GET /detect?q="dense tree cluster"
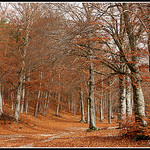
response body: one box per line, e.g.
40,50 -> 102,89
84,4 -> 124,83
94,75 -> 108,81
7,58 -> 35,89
0,2 -> 149,130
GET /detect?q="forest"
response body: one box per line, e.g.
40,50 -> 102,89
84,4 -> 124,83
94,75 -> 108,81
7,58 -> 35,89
0,2 -> 150,147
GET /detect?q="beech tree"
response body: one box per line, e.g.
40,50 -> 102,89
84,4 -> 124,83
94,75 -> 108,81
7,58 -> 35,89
122,3 -> 147,126
92,2 -> 149,126
7,3 -> 41,122
0,2 -> 149,134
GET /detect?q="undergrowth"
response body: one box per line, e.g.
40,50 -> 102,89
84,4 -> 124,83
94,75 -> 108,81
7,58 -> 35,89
0,113 -> 15,124
119,115 -> 150,141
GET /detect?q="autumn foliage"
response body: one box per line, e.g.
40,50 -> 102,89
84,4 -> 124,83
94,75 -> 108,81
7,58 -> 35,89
119,115 -> 150,141
0,2 -> 149,147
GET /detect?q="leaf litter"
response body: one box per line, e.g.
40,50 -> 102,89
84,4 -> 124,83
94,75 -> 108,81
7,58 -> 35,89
0,109 -> 149,148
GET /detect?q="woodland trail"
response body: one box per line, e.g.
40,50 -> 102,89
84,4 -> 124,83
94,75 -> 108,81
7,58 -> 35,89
0,126 -> 119,147
20,126 -> 120,147
0,109 -> 149,147
20,127 -> 86,147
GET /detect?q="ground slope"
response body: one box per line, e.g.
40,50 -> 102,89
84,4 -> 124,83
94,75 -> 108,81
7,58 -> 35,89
0,107 -> 149,147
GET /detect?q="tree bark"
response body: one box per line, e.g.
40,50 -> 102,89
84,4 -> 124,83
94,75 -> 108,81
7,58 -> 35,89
99,96 -> 103,122
132,78 -> 146,125
0,81 -> 3,116
14,67 -> 24,122
123,3 -> 146,126
80,87 -> 85,123
34,100 -> 39,118
126,68 -> 132,116
147,4 -> 150,72
43,100 -> 47,116
89,62 -> 96,129
86,98 -> 90,124
20,77 -> 25,113
34,83 -> 41,117
108,80 -> 112,124
67,94 -> 70,111
56,92 -> 60,116
100,67 -> 104,122
118,75 -> 126,128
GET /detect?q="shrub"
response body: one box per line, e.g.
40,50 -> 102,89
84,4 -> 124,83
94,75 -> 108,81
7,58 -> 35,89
119,115 -> 150,141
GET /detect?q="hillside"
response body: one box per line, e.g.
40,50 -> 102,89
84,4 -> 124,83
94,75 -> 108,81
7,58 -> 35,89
0,105 -> 149,148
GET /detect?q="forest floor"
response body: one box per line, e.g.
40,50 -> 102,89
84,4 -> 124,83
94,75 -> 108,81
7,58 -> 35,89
0,105 -> 150,148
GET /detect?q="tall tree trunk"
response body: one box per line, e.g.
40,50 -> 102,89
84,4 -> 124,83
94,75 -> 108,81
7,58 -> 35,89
34,101 -> 39,117
118,75 -> 126,128
89,62 -> 96,129
34,90 -> 40,117
43,100 -> 47,116
100,67 -> 104,122
148,4 -> 150,72
0,81 -> 3,116
74,99 -> 76,116
126,68 -> 132,116
56,74 -> 61,116
24,88 -> 29,115
11,88 -> 14,110
68,93 -> 71,111
56,92 -> 60,116
20,76 -> 25,113
60,96 -> 63,110
132,78 -> 146,125
123,3 -> 146,126
86,98 -> 90,124
80,87 -> 85,123
25,67 -> 30,114
148,33 -> 150,72
34,90 -> 41,117
14,67 -> 24,122
71,98 -> 74,114
108,80 -> 112,124
99,96 -> 103,122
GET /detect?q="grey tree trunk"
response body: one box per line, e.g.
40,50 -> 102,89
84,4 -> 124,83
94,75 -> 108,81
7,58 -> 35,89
71,98 -> 74,114
89,62 -> 96,129
123,3 -> 146,126
14,82 -> 22,122
99,97 -> 103,122
108,81 -> 112,124
126,68 -> 132,116
14,68 -> 24,122
74,99 -> 76,116
34,101 -> 39,117
132,79 -> 146,126
56,92 -> 60,116
20,79 -> 25,113
25,99 -> 28,115
68,93 -> 71,111
43,100 -> 47,116
100,71 -> 104,122
148,30 -> 150,72
0,82 -> 3,116
42,92 -> 48,116
148,4 -> 150,72
86,98 -> 90,124
34,79 -> 41,117
118,76 -> 126,128
80,87 -> 85,123
25,68 -> 30,114
56,74 -> 61,116
60,96 -> 63,110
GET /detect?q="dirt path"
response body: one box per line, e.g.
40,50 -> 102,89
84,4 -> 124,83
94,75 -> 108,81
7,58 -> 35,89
20,126 -> 88,147
0,126 -> 120,147
0,110 -> 149,147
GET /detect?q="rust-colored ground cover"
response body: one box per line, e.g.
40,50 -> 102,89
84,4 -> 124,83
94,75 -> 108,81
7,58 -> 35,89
0,107 -> 149,148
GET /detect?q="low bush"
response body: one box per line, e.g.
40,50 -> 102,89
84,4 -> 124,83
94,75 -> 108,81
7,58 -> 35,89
119,115 -> 150,141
